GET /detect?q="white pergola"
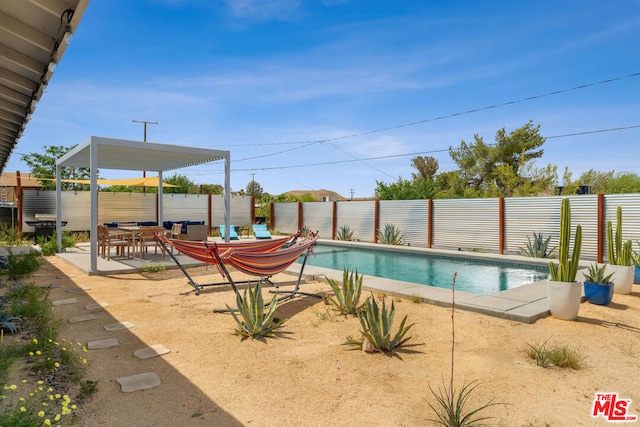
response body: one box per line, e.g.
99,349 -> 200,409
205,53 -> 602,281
56,136 -> 231,272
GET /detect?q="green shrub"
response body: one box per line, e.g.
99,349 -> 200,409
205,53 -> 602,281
324,268 -> 364,315
377,223 -> 404,245
226,281 -> 286,339
5,249 -> 41,280
38,231 -> 76,256
524,339 -> 584,370
357,294 -> 414,353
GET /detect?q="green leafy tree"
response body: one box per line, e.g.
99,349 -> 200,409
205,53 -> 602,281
449,121 -> 546,196
162,174 -> 196,194
21,145 -> 94,191
375,177 -> 436,200
577,169 -> 614,194
411,156 -> 439,180
246,180 -> 263,198
605,172 -> 640,194
200,183 -> 223,195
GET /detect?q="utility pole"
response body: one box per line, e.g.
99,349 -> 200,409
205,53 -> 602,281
132,119 -> 158,193
349,189 -> 355,200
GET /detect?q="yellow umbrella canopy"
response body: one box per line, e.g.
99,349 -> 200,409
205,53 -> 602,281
40,176 -> 179,187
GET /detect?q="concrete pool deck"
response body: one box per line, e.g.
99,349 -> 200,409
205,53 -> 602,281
49,239 -> 590,324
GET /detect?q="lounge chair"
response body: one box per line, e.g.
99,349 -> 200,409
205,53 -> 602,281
219,224 -> 239,240
252,223 -> 272,239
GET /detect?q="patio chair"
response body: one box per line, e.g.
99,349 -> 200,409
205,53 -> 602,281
98,225 -> 130,261
219,224 -> 239,240
252,224 -> 272,239
137,226 -> 167,260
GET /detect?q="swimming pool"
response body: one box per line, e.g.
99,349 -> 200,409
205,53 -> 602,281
298,243 -> 549,295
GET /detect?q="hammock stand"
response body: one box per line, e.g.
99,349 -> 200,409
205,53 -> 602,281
154,233 -> 321,304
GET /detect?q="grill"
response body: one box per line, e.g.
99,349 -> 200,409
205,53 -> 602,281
25,214 -> 68,241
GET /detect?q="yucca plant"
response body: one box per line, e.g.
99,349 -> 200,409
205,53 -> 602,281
607,206 -> 633,266
325,267 -> 364,315
583,264 -> 614,285
357,293 -> 414,353
226,281 -> 286,338
427,379 -> 499,427
335,225 -> 354,241
377,223 -> 404,245
520,231 -> 556,258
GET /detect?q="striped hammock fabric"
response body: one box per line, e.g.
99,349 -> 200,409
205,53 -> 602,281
154,231 -> 317,277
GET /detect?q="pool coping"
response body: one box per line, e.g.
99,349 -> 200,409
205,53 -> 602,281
287,239 -> 592,324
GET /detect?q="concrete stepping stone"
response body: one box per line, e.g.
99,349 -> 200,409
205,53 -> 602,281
85,302 -> 108,311
67,287 -> 90,293
41,283 -> 61,288
56,274 -> 76,279
52,298 -> 77,306
134,344 -> 170,360
87,338 -> 120,350
116,372 -> 161,393
104,322 -> 135,331
68,314 -> 97,324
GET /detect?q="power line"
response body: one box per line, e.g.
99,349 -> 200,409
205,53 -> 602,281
224,72 -> 640,154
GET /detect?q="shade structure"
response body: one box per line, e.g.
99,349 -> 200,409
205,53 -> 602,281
39,176 -> 179,187
55,136 -> 231,272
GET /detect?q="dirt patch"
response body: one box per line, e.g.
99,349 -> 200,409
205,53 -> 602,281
27,256 -> 640,426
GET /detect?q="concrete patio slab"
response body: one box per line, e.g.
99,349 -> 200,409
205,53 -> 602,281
117,372 -> 161,393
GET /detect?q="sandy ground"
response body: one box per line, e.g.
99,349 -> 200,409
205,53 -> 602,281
28,255 -> 640,426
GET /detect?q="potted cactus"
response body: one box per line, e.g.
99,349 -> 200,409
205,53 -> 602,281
582,264 -> 615,306
547,198 -> 583,320
606,206 -> 634,295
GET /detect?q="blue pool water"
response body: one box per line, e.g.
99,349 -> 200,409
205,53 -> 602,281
298,244 -> 549,295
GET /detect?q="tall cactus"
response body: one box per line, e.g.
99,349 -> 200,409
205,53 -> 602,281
607,206 -> 633,266
549,198 -> 582,282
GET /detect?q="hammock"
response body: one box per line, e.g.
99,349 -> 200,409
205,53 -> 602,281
154,231 -> 321,300
155,233 -> 296,265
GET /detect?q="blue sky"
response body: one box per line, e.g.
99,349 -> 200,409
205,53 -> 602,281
8,0 -> 640,198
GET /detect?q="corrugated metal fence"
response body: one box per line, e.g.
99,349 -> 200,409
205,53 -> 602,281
21,190 -> 253,233
273,194 -> 640,261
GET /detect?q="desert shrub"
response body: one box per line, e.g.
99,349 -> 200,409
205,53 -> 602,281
520,231 -> 556,258
226,281 -> 286,338
38,231 -> 76,256
357,293 -> 414,353
324,268 -> 363,315
3,249 -> 41,280
524,339 -> 584,369
377,223 -> 404,245
335,225 -> 354,241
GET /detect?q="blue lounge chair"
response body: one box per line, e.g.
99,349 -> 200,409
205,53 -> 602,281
252,224 -> 272,239
219,224 -> 239,240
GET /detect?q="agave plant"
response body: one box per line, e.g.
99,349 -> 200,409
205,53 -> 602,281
520,231 -> 556,258
377,223 -> 404,245
427,379 -> 499,427
225,281 -> 286,339
325,267 -> 364,315
358,293 -> 414,353
583,264 -> 614,285
0,313 -> 21,334
335,225 -> 354,241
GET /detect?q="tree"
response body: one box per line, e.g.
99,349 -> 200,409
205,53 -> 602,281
605,172 -> 640,194
246,180 -> 263,198
21,145 -> 94,191
375,177 -> 436,200
411,156 -> 439,180
449,121 -> 546,196
162,174 -> 197,194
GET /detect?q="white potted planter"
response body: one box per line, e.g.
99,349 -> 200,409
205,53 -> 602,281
547,280 -> 582,320
607,264 -> 634,295
547,199 -> 583,321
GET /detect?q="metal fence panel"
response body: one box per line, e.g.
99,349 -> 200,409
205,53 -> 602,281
97,192 -> 157,225
163,193 -> 209,223
603,194 -> 640,261
301,202 -> 333,237
210,195 -> 253,229
431,198 -> 500,251
336,201 -> 375,242
273,203 -> 299,234
22,190 -> 92,232
379,200 -> 429,247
